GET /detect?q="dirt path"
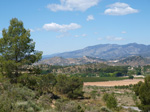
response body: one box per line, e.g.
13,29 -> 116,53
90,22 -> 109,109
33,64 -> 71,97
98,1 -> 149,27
84,79 -> 144,87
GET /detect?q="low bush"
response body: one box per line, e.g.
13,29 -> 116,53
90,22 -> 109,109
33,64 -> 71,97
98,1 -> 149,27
55,75 -> 84,99
100,106 -> 112,112
55,100 -> 84,112
102,93 -> 117,109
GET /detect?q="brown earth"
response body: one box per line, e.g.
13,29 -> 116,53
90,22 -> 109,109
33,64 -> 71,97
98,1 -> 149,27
84,79 -> 144,87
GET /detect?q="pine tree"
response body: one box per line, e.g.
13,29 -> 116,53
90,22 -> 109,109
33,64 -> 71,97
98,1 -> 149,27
0,18 -> 42,82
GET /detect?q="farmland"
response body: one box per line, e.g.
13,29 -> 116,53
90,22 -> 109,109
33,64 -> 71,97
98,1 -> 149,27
84,79 -> 144,87
82,77 -> 128,82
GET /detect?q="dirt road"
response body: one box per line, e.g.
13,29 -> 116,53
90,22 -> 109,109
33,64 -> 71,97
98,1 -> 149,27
84,79 -> 144,87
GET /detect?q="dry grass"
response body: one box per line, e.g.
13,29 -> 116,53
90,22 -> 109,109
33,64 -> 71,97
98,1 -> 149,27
84,79 -> 144,87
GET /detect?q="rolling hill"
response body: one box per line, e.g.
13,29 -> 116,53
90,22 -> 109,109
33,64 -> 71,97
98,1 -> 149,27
37,56 -> 106,66
109,56 -> 150,66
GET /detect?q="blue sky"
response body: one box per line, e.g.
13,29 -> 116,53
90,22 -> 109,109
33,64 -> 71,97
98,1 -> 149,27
0,0 -> 150,55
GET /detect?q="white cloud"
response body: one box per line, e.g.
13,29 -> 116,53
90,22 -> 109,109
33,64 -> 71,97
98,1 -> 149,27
82,34 -> 87,37
104,2 -> 139,15
98,37 -> 103,40
0,31 -> 2,34
35,28 -> 42,31
29,28 -> 42,32
75,35 -> 80,37
106,36 -> 123,41
74,34 -> 87,37
87,15 -> 94,21
47,0 -> 100,12
94,32 -> 98,34
56,33 -> 70,38
30,29 -> 35,32
121,31 -> 127,34
43,23 -> 81,32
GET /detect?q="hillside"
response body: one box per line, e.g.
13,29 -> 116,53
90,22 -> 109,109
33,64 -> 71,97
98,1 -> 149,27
37,56 -> 106,66
38,56 -> 150,67
43,43 -> 150,60
113,56 -> 150,66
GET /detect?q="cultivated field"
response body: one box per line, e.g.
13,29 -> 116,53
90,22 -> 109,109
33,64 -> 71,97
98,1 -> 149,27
84,79 -> 144,87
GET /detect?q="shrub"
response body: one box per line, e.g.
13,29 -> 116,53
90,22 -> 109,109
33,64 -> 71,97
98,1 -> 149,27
38,74 -> 56,94
102,93 -> 109,102
129,75 -> 134,79
16,101 -> 41,112
100,106 -> 112,112
103,93 -> 117,109
0,95 -> 15,112
90,90 -> 97,99
18,74 -> 40,90
55,100 -> 84,112
18,73 -> 57,95
133,76 -> 150,112
106,94 -> 117,109
55,75 -> 84,99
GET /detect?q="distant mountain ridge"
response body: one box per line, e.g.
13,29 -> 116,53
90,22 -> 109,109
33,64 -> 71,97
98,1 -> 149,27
43,43 -> 150,60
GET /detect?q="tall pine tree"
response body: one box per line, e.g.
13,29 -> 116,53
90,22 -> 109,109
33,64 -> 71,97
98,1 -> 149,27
0,18 -> 42,82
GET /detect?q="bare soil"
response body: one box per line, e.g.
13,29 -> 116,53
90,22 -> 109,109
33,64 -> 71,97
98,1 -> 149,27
84,79 -> 144,87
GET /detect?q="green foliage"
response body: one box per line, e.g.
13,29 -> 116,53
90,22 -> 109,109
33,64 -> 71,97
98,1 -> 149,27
129,75 -> 134,79
128,70 -> 136,76
39,63 -> 128,77
90,90 -> 98,99
115,85 -> 133,89
82,77 -> 128,82
106,94 -> 117,109
18,74 -> 40,90
37,94 -> 53,109
0,18 -> 42,82
18,73 -> 83,99
55,100 -> 84,112
56,75 -> 84,99
16,101 -> 41,112
100,106 -> 113,112
38,73 -> 56,94
103,93 -> 109,102
134,76 -> 150,112
0,78 -> 38,112
103,93 -> 117,109
133,81 -> 143,96
0,95 -> 16,112
98,66 -> 128,76
18,73 -> 57,95
135,66 -> 142,75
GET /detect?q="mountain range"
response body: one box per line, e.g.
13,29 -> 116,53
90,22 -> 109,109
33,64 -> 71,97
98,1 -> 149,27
36,43 -> 150,66
43,43 -> 150,60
